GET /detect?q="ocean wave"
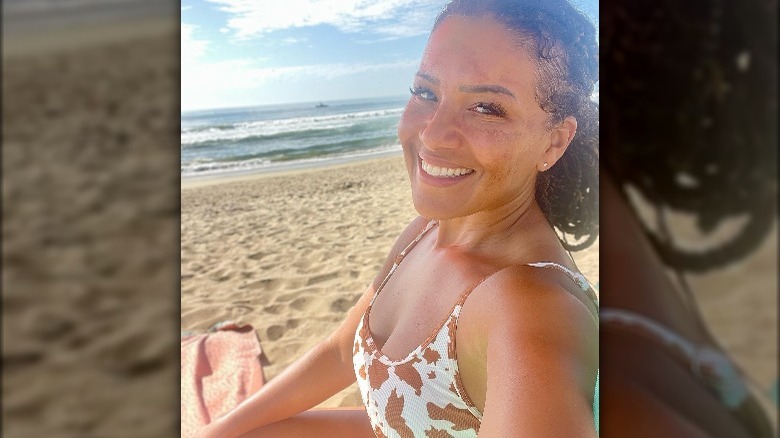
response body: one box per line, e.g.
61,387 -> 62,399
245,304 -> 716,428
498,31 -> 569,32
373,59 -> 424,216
181,107 -> 404,146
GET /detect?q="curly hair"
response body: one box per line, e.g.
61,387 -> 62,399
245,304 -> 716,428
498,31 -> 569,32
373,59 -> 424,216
434,0 -> 600,251
601,1 -> 777,271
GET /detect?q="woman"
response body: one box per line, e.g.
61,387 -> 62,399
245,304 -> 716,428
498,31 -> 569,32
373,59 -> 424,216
196,0 -> 600,436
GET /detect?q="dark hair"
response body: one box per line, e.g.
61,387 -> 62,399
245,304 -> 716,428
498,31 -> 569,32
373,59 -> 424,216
601,1 -> 777,272
434,0 -> 600,251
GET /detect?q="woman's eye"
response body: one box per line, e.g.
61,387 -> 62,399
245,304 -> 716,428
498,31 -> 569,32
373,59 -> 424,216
471,102 -> 507,117
410,86 -> 437,102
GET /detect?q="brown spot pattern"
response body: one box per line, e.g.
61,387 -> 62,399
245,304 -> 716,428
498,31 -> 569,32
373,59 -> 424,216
393,356 -> 423,396
423,347 -> 440,365
425,427 -> 454,438
353,291 -> 483,435
368,357 -> 390,390
427,402 -> 480,432
374,425 -> 388,438
359,364 -> 366,380
446,316 -> 458,360
386,389 -> 414,437
359,319 -> 373,352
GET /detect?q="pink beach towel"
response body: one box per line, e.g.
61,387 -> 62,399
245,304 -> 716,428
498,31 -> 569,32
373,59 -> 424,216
181,321 -> 265,438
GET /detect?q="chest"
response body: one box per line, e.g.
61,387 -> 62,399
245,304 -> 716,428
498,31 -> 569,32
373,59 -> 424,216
367,247 -> 491,362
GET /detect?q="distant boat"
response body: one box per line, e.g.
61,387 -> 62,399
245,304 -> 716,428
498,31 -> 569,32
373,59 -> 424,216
315,102 -> 328,108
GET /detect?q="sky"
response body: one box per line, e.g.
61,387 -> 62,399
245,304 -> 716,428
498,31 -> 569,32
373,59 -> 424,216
181,0 -> 598,111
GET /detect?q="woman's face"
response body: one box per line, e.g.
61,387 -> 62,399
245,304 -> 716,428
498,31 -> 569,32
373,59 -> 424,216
398,15 -> 565,221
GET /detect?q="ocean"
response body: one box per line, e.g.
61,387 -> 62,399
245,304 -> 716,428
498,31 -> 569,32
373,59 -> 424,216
181,96 -> 409,177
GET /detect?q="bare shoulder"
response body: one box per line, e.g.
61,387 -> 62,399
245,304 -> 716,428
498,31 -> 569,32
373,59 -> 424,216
472,264 -> 598,389
473,264 -> 599,435
478,264 -> 598,334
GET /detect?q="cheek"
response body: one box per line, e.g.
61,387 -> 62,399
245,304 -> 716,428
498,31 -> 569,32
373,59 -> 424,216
477,133 -> 525,182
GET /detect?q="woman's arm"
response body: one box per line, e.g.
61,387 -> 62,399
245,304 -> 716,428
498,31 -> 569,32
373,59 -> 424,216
195,216 -> 432,438
476,267 -> 599,437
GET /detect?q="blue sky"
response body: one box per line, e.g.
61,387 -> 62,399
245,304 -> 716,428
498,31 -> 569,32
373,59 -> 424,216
182,0 -> 598,111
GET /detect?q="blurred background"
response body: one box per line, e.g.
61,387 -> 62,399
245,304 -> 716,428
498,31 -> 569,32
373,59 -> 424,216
3,1 -> 179,436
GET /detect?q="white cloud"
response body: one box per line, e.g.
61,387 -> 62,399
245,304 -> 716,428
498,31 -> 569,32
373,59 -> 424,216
203,0 -> 445,39
181,23 -> 208,64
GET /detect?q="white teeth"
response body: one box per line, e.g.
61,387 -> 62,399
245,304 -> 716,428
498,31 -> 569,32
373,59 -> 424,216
421,160 -> 474,178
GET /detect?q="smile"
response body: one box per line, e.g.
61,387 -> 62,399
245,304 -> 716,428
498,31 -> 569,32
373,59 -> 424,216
421,159 -> 474,178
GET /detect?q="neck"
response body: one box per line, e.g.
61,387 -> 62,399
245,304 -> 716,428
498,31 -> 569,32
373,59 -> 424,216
433,191 -> 550,252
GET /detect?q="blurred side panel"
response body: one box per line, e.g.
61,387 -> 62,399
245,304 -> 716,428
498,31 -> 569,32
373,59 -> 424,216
3,1 -> 180,436
600,0 -> 778,435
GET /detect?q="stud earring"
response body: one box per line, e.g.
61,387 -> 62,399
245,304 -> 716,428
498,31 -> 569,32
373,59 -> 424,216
543,162 -> 548,167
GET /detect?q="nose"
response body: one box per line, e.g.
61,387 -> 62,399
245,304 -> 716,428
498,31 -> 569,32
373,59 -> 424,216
419,103 -> 461,151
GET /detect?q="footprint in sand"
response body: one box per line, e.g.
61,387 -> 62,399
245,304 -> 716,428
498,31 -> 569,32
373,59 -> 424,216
262,304 -> 285,315
290,296 -> 311,311
245,278 -> 282,291
306,271 -> 339,286
228,304 -> 253,317
267,325 -> 285,341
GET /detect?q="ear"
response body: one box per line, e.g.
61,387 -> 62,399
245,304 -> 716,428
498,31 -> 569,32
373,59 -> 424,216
537,116 -> 577,171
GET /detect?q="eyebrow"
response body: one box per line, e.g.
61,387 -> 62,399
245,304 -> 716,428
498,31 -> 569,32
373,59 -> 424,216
416,72 -> 440,84
459,84 -> 516,99
415,72 -> 516,99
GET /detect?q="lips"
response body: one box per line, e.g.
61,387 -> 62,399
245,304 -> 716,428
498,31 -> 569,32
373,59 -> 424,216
420,159 -> 474,178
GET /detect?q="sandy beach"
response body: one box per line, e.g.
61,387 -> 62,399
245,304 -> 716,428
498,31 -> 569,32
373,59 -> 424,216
181,155 -> 601,407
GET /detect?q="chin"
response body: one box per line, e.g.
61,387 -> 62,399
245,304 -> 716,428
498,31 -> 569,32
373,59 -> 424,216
410,190 -> 466,221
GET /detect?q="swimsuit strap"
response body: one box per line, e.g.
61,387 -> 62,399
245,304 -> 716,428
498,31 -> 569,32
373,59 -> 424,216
397,220 -> 437,262
525,261 -> 593,292
525,261 -> 599,308
369,220 -> 437,305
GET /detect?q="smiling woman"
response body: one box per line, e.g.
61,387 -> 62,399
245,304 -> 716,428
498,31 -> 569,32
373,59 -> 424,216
399,13 -> 598,249
193,0 -> 600,436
